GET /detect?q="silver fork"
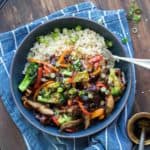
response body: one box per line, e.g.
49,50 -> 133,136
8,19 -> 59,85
102,49 -> 150,69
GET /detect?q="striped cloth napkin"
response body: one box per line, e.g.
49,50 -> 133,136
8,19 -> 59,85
0,2 -> 136,150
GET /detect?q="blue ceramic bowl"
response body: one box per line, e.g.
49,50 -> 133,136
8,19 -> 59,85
10,17 -> 132,138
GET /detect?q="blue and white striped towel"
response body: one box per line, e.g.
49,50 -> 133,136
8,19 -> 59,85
0,2 -> 136,150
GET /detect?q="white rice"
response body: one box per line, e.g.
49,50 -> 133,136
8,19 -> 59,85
28,28 -> 107,60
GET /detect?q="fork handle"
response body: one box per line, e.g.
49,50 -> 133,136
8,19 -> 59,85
113,55 -> 150,69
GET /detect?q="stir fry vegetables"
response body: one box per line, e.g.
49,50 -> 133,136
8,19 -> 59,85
19,27 -> 126,132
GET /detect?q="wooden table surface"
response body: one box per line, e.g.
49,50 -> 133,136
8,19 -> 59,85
0,0 -> 149,150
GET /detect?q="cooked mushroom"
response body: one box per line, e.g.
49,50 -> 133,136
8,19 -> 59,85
105,95 -> 114,115
83,115 -> 90,129
60,119 -> 82,131
58,105 -> 80,115
23,98 -> 54,116
25,88 -> 32,97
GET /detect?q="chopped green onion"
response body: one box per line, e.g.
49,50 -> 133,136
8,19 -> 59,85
61,70 -> 72,76
121,37 -> 128,44
88,92 -> 93,99
70,35 -> 79,43
106,40 -> 113,48
51,32 -> 59,40
68,88 -> 77,95
111,87 -> 121,96
54,28 -> 60,33
78,90 -> 86,96
127,1 -> 142,24
75,25 -> 82,31
49,73 -> 56,78
57,87 -> 64,93
133,15 -> 141,23
62,28 -> 68,34
58,114 -> 72,125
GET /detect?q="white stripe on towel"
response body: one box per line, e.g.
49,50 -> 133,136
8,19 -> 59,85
75,4 -> 79,12
56,137 -> 64,144
92,145 -> 100,150
0,42 -> 4,56
23,135 -> 32,150
0,57 -> 10,78
60,9 -> 65,15
88,10 -> 91,19
12,30 -> 17,50
51,143 -> 59,150
102,15 -> 107,28
115,124 -> 123,150
45,16 -> 49,21
103,11 -> 107,16
26,25 -> 30,33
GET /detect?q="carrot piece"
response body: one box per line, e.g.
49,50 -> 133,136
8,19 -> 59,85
77,101 -> 91,116
66,77 -> 73,83
59,63 -> 69,68
91,108 -> 104,119
28,58 -> 58,72
34,67 -> 43,89
43,65 -> 52,74
57,50 -> 72,64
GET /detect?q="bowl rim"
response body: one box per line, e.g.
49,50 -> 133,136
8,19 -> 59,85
10,16 -> 132,138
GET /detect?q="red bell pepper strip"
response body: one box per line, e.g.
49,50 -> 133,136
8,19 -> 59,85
51,116 -> 59,126
96,82 -> 106,88
34,67 -> 43,89
77,101 -> 91,116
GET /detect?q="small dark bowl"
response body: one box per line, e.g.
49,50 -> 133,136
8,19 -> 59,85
10,17 -> 132,138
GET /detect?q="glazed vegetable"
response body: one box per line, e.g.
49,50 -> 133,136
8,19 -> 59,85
60,119 -> 82,131
19,27 -> 126,133
105,95 -> 114,115
91,108 -> 104,119
19,63 -> 38,92
108,68 -> 123,96
58,114 -> 72,125
72,71 -> 89,83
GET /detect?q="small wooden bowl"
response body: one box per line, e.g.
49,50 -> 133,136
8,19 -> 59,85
127,112 -> 150,145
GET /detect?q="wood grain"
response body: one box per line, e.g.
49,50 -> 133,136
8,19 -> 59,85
0,0 -> 150,149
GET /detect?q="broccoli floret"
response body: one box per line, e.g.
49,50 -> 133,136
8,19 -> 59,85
18,63 -> 38,92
